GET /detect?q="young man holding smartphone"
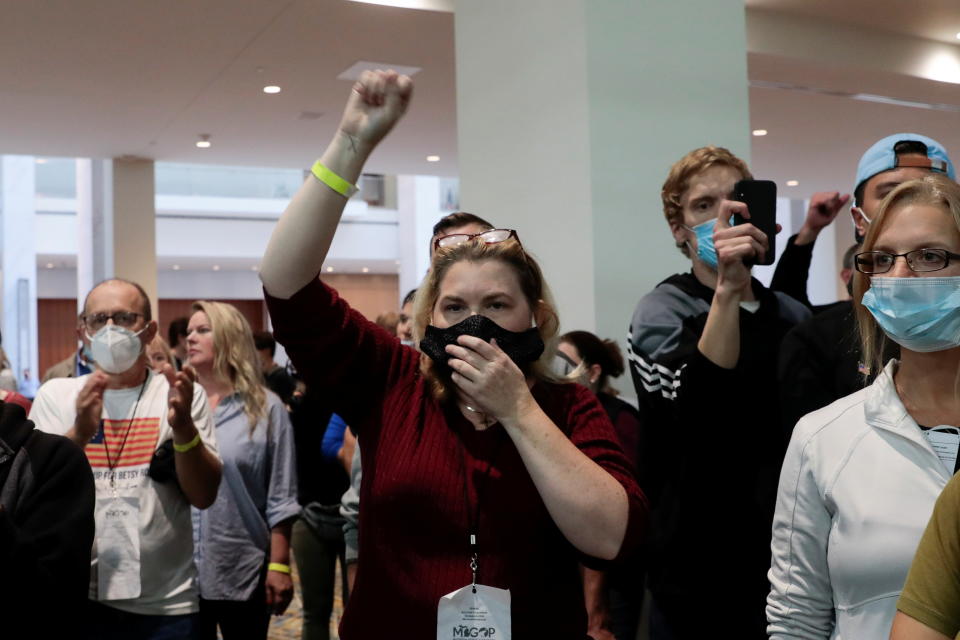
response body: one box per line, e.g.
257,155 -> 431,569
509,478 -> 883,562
627,146 -> 813,638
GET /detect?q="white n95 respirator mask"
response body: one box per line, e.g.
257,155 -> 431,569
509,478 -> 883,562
86,325 -> 146,374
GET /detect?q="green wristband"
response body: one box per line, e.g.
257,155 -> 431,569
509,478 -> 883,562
311,160 -> 358,198
173,432 -> 201,453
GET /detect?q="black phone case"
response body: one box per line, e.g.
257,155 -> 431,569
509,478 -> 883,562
733,179 -> 778,266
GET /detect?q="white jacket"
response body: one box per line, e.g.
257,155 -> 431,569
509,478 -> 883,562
767,361 -> 952,639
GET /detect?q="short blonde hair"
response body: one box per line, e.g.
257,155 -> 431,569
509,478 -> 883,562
853,174 -> 960,376
412,236 -> 562,404
191,301 -> 267,431
661,146 -> 751,256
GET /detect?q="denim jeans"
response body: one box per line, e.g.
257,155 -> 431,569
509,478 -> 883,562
83,600 -> 200,640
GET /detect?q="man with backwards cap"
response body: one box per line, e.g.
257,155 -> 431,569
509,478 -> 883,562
778,133 -> 956,437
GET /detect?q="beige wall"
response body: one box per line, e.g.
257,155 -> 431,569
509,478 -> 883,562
320,273 -> 400,322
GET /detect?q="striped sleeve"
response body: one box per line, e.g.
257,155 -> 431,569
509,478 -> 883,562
626,336 -> 686,401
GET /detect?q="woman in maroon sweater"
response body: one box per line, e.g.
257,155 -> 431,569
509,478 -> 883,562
260,70 -> 647,639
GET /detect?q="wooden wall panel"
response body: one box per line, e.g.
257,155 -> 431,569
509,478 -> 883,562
37,274 -> 397,376
38,299 -> 82,379
38,298 -> 267,377
320,274 -> 400,322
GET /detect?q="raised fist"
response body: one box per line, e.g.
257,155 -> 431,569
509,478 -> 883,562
805,191 -> 851,232
337,69 -> 414,151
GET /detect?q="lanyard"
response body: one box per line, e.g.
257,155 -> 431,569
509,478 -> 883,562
102,373 -> 148,492
457,428 -> 506,593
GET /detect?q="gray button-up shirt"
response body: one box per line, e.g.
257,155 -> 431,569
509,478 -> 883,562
193,391 -> 299,601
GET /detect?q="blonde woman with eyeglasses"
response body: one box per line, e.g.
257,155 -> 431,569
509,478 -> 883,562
186,301 -> 299,639
768,174 -> 960,638
258,71 -> 646,640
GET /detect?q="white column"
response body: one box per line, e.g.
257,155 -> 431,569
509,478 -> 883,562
455,0 -> 596,331
76,158 -> 157,315
112,158 -> 158,314
455,0 -> 751,395
0,156 -> 39,385
397,175 -> 442,301
76,158 -> 114,311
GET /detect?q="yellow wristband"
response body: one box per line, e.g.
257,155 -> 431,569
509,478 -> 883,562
268,562 -> 291,574
311,160 -> 358,198
172,432 -> 201,453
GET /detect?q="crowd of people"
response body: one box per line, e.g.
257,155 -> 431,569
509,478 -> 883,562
3,68 -> 960,640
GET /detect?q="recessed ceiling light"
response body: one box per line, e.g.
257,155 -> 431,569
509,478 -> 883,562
922,51 -> 960,84
172,265 -> 181,271
45,262 -> 54,269
347,0 -> 454,10
786,180 -> 799,187
752,129 -> 768,137
426,155 -> 440,162
212,265 -> 221,271
251,265 -> 259,271
35,158 -> 48,164
361,267 -> 370,273
196,134 -> 211,149
955,32 -> 960,40
326,266 -> 334,273
263,85 -> 281,94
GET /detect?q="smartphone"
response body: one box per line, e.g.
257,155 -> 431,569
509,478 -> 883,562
733,179 -> 777,266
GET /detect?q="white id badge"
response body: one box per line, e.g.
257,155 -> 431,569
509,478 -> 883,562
925,426 -> 960,474
437,584 -> 510,640
95,496 -> 141,601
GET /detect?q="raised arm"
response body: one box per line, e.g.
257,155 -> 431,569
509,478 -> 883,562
165,365 -> 222,509
697,200 -> 769,368
260,70 -> 413,299
770,191 -> 850,306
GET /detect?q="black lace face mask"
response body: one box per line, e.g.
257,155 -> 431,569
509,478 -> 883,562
419,314 -> 545,370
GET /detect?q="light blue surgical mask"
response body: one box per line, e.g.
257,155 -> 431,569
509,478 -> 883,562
684,217 -> 734,270
861,276 -> 960,353
684,219 -> 719,269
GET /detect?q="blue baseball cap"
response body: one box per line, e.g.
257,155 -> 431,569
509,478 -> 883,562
855,133 -> 955,197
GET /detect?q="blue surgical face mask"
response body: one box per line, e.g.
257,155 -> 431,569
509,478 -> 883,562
861,276 -> 960,353
684,219 -> 720,270
684,217 -> 735,270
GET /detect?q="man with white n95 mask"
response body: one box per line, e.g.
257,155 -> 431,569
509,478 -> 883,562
29,278 -> 222,640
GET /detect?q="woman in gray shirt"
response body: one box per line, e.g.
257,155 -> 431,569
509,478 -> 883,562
187,301 -> 300,639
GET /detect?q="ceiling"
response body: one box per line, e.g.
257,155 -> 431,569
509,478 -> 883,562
746,0 -> 960,44
1,0 -> 960,197
0,0 -> 458,176
748,53 -> 960,195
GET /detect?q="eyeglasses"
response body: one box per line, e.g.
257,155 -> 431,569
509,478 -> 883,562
433,228 -> 520,251
82,311 -> 143,332
854,248 -> 960,274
